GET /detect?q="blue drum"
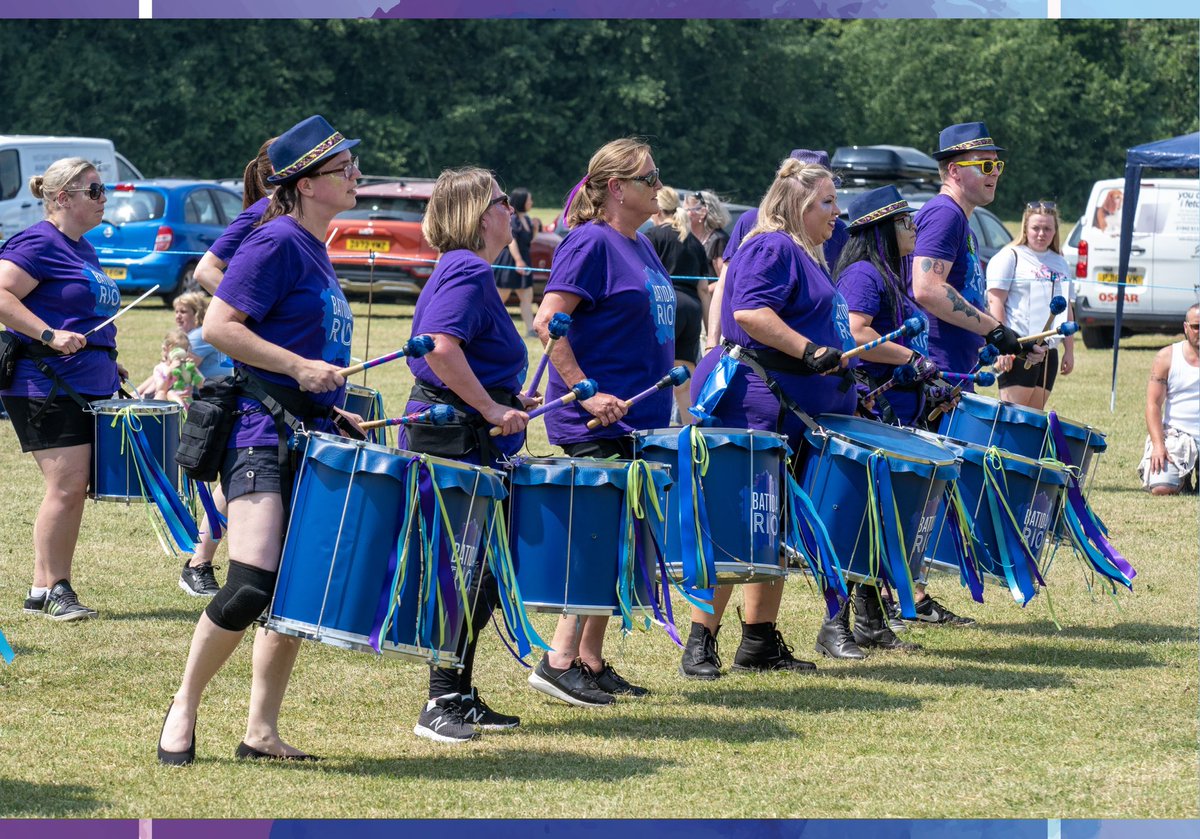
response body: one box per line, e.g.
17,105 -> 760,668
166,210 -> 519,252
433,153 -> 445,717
267,432 -> 505,666
797,416 -> 960,605
90,398 -> 181,502
509,457 -> 671,616
634,427 -> 789,585
341,383 -> 387,446
923,437 -> 1068,604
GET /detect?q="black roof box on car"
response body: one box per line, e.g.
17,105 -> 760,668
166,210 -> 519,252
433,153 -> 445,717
831,145 -> 940,183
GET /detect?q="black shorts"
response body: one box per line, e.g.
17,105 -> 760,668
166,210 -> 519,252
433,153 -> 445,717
998,347 -> 1059,391
673,291 -> 703,364
0,394 -> 107,454
562,437 -> 635,460
220,445 -> 284,501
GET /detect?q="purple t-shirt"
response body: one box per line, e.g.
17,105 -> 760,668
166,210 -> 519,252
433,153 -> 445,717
0,220 -> 120,399
543,222 -> 675,444
838,260 -> 930,425
209,196 -> 270,264
405,249 -> 528,457
724,208 -> 848,268
913,193 -> 986,381
216,216 -> 352,447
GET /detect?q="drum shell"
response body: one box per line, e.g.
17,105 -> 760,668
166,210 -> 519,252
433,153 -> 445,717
509,458 -> 668,615
90,399 -> 181,502
341,383 -> 387,446
635,427 -> 788,585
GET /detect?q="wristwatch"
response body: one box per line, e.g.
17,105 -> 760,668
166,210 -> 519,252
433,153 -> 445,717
40,328 -> 54,345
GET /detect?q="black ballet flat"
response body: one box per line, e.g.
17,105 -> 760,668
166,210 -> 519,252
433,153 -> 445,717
157,700 -> 196,767
234,741 -> 321,762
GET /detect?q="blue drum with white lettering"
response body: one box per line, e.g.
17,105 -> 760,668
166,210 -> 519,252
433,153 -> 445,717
341,383 -> 388,446
798,415 -> 959,586
90,399 -> 181,502
634,427 -> 788,585
509,457 -> 670,616
267,432 -> 505,666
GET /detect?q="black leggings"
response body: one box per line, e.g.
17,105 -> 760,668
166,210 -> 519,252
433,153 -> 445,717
427,562 -> 500,698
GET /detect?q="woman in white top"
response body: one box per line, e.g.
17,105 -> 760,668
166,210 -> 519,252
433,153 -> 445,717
986,201 -> 1075,409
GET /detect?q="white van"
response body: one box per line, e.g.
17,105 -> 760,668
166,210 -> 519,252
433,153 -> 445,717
1071,176 -> 1200,348
0,135 -> 143,242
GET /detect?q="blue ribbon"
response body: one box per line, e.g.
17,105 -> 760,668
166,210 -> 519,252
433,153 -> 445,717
689,352 -> 739,425
121,414 -> 198,553
784,472 -> 849,619
982,454 -> 1040,605
943,486 -> 986,604
483,502 -> 550,661
189,478 -> 225,541
674,426 -> 716,599
369,461 -> 420,653
0,628 -> 14,665
869,453 -> 917,619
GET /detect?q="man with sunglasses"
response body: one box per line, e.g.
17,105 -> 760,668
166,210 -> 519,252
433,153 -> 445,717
1140,304 -> 1200,495
912,122 -> 1036,391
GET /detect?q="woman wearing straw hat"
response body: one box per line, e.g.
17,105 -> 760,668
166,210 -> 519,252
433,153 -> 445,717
157,115 -> 362,765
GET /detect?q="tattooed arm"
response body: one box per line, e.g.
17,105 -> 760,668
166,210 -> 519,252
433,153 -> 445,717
1145,345 -> 1173,474
911,255 -> 1001,335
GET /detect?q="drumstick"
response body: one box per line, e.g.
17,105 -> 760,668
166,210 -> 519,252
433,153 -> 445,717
839,317 -> 925,362
585,366 -> 691,430
84,285 -> 160,336
940,370 -> 997,386
523,313 -> 572,398
865,363 -> 919,401
337,335 -> 434,377
1018,321 -> 1078,345
361,404 -> 458,430
490,378 -> 597,436
926,343 -> 1002,424
1023,294 -> 1069,370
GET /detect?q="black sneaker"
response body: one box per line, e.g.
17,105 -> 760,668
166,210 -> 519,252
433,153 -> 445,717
911,596 -> 977,626
413,694 -> 480,743
23,589 -> 47,614
460,688 -> 520,731
593,661 -> 650,697
179,560 -> 221,597
42,580 -> 96,622
527,656 -> 615,707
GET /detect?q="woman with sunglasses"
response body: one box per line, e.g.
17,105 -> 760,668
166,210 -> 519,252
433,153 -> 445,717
157,115 -> 363,765
0,157 -> 126,622
528,137 -> 675,707
493,186 -> 538,338
681,156 -> 854,680
985,201 -> 1074,409
684,190 -> 731,280
398,167 -> 535,743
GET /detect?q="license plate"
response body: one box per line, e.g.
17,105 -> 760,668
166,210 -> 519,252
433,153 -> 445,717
104,267 -> 127,280
345,238 -> 390,252
1096,268 -> 1144,285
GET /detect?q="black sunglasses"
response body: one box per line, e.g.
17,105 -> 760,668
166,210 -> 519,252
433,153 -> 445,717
628,168 -> 661,188
1027,201 -> 1058,212
65,183 -> 106,201
486,193 -> 512,212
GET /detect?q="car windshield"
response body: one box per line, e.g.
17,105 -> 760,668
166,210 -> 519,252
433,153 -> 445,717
338,196 -> 427,222
105,189 -> 165,225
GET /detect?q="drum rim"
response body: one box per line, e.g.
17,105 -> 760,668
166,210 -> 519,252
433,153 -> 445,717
634,426 -> 789,443
809,427 -> 959,469
90,398 -> 180,415
510,455 -> 670,472
301,429 -> 503,479
341,382 -> 379,397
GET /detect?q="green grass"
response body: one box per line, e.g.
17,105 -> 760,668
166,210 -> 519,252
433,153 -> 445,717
1,299 -> 1196,819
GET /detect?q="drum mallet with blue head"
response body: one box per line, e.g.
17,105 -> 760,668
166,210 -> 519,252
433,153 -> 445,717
1018,321 -> 1078,346
1023,295 -> 1069,370
926,343 -> 1002,423
492,378 -> 598,436
585,366 -> 691,430
524,312 -> 572,398
361,404 -> 457,431
839,317 -> 926,362
940,370 -> 997,386
337,335 -> 435,378
865,363 -> 921,402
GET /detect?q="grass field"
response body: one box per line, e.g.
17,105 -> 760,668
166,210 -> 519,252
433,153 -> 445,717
0,298 -> 1196,819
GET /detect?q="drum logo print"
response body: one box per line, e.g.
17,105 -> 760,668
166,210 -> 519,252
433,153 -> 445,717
741,470 -> 779,548
832,293 -> 854,349
321,288 -> 354,365
85,264 -> 121,317
455,519 -> 481,580
909,496 -> 940,563
645,267 -> 676,346
1020,490 -> 1056,557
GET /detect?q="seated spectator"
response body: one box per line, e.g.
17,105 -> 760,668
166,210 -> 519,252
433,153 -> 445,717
1140,304 -> 1199,494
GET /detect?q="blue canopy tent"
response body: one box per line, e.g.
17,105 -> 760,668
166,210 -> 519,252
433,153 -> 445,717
1110,131 -> 1200,410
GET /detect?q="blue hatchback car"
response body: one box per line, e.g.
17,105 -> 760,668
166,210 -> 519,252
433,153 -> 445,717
84,180 -> 245,304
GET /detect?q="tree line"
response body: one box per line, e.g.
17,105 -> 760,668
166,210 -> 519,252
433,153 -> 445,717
1,18 -> 1195,221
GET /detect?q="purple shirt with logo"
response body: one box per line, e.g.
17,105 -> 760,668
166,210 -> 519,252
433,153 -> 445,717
216,216 -> 351,447
0,220 -> 120,398
838,260 -> 930,425
913,193 -> 986,385
725,208 -> 848,268
209,196 -> 270,264
695,231 -> 856,449
402,249 -> 528,458
543,221 -> 675,445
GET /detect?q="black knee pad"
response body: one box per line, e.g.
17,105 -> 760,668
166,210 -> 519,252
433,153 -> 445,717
204,560 -> 277,632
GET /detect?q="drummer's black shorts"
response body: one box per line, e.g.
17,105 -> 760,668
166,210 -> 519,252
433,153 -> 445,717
1,394 -> 106,453
220,445 -> 283,501
998,348 -> 1059,391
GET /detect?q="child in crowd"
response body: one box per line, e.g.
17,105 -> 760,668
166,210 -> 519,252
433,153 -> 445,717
137,328 -> 202,405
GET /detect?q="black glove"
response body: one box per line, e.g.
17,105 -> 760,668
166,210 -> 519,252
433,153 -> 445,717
800,343 -> 842,375
907,352 -> 940,382
986,323 -> 1023,355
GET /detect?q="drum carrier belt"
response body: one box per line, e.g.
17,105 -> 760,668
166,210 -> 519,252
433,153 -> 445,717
722,341 -> 822,435
18,342 -> 122,424
410,378 -> 522,463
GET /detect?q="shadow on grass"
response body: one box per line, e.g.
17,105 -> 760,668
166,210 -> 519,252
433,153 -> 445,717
939,642 -> 1158,669
530,709 -> 804,741
843,660 -> 1072,690
103,607 -> 209,623
970,620 -> 1197,644
0,779 -> 104,816
678,683 -> 922,716
330,748 -> 670,780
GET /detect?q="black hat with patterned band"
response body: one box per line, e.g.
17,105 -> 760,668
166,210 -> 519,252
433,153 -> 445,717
846,185 -> 911,231
932,121 -> 1004,161
267,115 -> 361,184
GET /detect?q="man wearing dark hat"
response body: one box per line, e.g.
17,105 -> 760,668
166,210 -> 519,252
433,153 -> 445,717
911,122 -> 1030,385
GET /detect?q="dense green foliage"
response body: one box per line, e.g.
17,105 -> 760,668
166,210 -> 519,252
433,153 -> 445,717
1,19 -> 1195,219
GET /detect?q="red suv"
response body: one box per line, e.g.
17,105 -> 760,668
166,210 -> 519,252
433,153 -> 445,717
326,178 -> 561,297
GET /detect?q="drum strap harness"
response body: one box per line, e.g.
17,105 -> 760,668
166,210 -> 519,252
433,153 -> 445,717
721,342 -> 821,435
408,379 -> 519,464
12,342 -> 120,425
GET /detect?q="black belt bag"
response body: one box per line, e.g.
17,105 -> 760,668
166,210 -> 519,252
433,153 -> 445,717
406,379 -> 520,461
176,374 -> 241,482
0,331 -> 19,390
